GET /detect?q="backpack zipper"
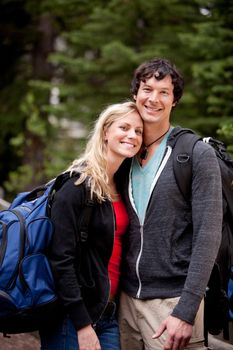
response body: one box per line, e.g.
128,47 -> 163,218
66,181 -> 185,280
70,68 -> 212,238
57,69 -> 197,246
5,210 -> 26,289
0,221 -> 7,267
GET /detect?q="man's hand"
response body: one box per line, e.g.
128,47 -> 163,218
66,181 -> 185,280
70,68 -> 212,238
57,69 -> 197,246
78,324 -> 101,350
152,315 -> 192,350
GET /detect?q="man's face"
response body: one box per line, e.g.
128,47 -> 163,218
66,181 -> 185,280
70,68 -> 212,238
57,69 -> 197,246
134,75 -> 176,125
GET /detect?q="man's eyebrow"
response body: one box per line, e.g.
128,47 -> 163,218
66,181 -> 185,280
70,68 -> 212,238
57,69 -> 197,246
141,82 -> 151,86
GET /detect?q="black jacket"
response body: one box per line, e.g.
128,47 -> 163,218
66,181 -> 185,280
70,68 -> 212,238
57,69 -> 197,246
49,175 -> 115,330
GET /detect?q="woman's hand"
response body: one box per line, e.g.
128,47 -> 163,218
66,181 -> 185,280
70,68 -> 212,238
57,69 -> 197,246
77,324 -> 101,350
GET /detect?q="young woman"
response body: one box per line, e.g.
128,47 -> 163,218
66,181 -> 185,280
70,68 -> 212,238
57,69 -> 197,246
39,101 -> 143,350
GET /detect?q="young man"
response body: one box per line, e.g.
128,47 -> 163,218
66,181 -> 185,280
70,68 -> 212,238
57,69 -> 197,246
118,58 -> 223,350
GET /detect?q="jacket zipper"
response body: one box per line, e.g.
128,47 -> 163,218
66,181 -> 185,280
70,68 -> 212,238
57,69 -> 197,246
129,146 -> 172,298
136,225 -> 143,298
93,202 -> 115,326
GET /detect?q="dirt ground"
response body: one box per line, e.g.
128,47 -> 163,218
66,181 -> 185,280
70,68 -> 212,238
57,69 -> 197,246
0,331 -> 232,350
0,332 -> 40,350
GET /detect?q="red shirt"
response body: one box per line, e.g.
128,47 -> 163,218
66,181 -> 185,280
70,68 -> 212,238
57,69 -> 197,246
108,199 -> 129,298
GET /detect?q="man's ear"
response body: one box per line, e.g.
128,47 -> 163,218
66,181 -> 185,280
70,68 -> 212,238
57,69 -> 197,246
172,101 -> 177,107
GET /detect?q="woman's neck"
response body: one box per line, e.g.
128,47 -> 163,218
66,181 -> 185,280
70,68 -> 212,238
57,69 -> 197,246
106,157 -> 123,181
106,159 -> 123,201
108,177 -> 120,201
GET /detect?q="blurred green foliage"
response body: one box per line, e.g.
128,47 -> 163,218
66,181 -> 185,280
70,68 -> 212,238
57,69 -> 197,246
0,0 -> 232,199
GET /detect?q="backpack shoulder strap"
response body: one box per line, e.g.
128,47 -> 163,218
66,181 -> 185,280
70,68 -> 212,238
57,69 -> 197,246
171,129 -> 201,202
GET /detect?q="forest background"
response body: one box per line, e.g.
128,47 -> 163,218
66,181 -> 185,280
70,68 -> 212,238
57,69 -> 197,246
0,0 -> 233,201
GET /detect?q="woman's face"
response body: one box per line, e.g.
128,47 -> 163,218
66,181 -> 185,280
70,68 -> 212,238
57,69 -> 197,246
105,110 -> 143,160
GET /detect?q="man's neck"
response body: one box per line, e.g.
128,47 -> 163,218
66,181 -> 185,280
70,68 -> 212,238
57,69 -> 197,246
143,122 -> 171,146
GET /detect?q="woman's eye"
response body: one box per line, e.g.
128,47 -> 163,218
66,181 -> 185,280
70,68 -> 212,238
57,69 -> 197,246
136,129 -> 143,135
120,125 -> 127,131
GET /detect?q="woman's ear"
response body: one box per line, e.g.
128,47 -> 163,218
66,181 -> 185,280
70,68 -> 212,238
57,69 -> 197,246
104,128 -> 108,142
133,95 -> 137,101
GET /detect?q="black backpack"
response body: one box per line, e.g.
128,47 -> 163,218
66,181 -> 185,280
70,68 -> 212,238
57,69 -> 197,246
170,127 -> 233,343
0,173 -> 94,336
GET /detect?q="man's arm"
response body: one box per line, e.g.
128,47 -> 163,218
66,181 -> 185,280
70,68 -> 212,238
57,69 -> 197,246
153,143 -> 222,349
172,143 -> 222,324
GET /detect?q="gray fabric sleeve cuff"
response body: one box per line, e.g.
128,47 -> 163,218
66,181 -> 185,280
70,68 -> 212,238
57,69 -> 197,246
171,290 -> 203,325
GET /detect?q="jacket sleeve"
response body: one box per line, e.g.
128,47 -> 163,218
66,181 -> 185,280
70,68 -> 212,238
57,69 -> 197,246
171,142 -> 223,324
49,178 -> 92,330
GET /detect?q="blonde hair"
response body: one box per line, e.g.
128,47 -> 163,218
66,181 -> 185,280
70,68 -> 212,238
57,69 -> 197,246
66,101 -> 139,202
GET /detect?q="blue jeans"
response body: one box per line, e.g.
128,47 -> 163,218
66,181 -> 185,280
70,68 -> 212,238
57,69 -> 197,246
40,310 -> 121,350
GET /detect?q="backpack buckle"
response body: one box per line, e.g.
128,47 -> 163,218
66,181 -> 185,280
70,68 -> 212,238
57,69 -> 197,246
176,153 -> 190,163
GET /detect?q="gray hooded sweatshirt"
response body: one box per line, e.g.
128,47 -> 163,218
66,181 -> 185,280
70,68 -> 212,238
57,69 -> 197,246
120,128 -> 222,325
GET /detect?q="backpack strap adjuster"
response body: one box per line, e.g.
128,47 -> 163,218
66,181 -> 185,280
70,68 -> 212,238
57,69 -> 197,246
176,153 -> 190,163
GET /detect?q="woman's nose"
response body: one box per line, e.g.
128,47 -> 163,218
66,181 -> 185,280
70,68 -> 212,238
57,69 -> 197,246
127,129 -> 137,138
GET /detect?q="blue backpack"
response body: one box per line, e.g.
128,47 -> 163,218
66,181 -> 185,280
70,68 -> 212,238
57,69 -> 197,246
170,127 -> 233,343
0,173 -> 94,335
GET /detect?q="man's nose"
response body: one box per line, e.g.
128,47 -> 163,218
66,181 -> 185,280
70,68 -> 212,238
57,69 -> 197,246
149,90 -> 159,102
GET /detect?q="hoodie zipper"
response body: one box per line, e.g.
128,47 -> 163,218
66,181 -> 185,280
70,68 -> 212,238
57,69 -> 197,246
129,146 -> 172,298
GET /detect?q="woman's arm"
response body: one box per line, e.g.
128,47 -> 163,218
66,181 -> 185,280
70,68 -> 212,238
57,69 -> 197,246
50,178 -> 92,330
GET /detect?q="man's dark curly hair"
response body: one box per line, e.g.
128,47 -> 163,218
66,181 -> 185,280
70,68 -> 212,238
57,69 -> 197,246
131,58 -> 184,105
